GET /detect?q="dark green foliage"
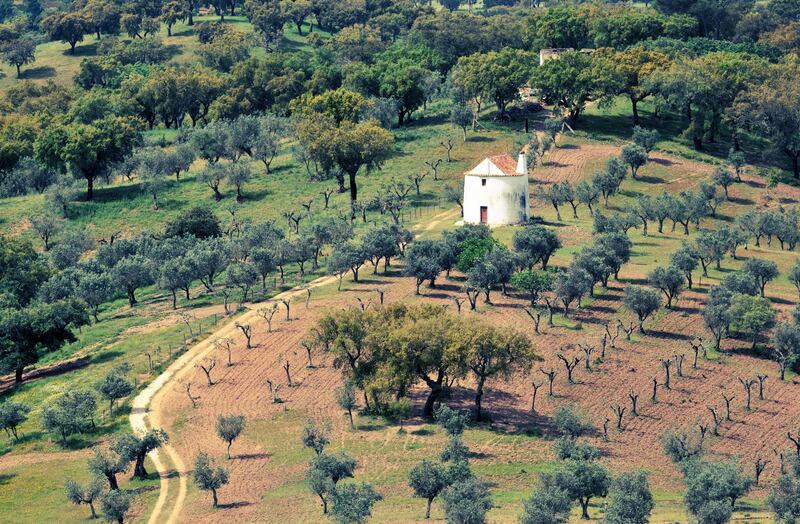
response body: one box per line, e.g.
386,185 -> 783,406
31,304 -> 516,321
434,405 -> 469,437
65,476 -> 104,519
683,459 -> 752,518
193,452 -> 229,507
307,451 -> 359,514
603,470 -> 654,524
111,255 -> 155,307
648,265 -> 684,309
113,429 -> 168,479
101,489 -> 131,524
330,241 -> 368,288
441,477 -> 493,524
361,226 -> 399,274
547,458 -> 610,519
743,257 -> 779,297
225,262 -> 258,305
42,389 -> 97,445
312,452 -> 358,485
0,401 -> 30,441
768,457 -> 800,523
330,482 -> 382,524
335,382 -> 358,427
88,447 -> 130,490
620,144 -> 648,179
727,294 -> 776,349
301,419 -> 330,455
623,285 -> 661,334
671,242 -> 700,288
512,225 -> 560,270
216,414 -> 245,459
553,405 -> 592,438
409,459 -> 449,519
554,437 -> 601,462
640,37 -> 782,61
632,126 -> 659,152
520,479 -> 572,524
95,365 -> 134,418
440,436 -> 470,464
165,207 -> 222,239
404,239 -> 443,294
771,322 -> 800,379
553,266 -> 592,317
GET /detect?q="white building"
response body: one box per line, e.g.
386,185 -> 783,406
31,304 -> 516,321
463,154 -> 529,226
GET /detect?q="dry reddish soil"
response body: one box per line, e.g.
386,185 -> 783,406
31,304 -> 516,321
156,275 -> 800,523
153,144 -> 800,522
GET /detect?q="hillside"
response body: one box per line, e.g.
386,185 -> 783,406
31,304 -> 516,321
1,1 -> 800,523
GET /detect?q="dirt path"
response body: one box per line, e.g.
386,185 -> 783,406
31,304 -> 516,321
130,281 -> 332,523
128,142 -> 800,522
131,208 -> 459,523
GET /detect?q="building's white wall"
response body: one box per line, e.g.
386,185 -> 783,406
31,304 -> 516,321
463,175 -> 529,225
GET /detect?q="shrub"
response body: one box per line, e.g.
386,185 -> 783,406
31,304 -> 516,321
165,206 -> 222,238
553,405 -> 591,438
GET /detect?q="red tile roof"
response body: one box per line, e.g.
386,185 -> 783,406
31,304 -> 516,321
488,154 -> 520,177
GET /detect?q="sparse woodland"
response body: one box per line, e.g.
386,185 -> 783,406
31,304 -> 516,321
2,0 -> 800,522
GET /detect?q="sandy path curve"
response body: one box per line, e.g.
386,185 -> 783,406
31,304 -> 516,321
130,207 -> 457,523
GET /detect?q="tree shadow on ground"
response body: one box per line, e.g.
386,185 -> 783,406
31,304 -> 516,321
236,453 -> 271,460
0,473 -> 16,485
20,66 -> 55,80
646,330 -> 693,342
217,501 -> 254,510
637,175 -> 665,184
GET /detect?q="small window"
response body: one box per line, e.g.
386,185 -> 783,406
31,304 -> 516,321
481,179 -> 486,186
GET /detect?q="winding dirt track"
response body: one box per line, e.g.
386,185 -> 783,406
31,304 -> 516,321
129,278 -> 338,523
130,208 -> 458,523
131,142 -> 800,522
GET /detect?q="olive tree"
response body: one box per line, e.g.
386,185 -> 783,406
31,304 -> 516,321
441,477 -> 493,524
42,389 -> 97,445
549,458 -> 610,519
620,144 -> 648,179
113,429 -> 168,479
520,478 -> 571,524
684,459 -> 752,517
101,489 -> 131,524
727,294 -> 775,350
111,255 -> 155,307
464,325 -> 535,421
95,366 -> 134,418
88,447 -> 130,491
512,225 -> 561,269
409,459 -> 449,519
307,452 -> 358,514
604,470 -> 654,524
648,266 -> 684,309
330,482 -> 382,524
623,285 -> 661,334
0,401 -> 30,442
65,476 -> 104,519
335,382 -> 358,428
768,458 -> 800,523
404,240 -> 443,294
216,414 -> 245,459
743,258 -> 779,297
193,452 -> 230,507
